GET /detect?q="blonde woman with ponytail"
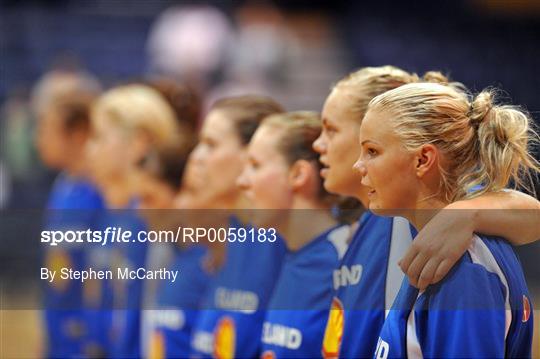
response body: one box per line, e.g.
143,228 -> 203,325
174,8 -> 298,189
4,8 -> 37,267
357,82 -> 537,357
313,66 -> 538,359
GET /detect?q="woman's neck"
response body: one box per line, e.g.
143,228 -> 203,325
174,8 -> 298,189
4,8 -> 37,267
409,197 -> 448,230
283,198 -> 336,252
284,209 -> 335,252
64,148 -> 88,178
102,170 -> 141,208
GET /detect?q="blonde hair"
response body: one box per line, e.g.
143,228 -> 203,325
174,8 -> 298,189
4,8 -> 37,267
368,81 -> 540,201
93,84 -> 179,148
261,111 -> 336,203
333,66 -> 421,121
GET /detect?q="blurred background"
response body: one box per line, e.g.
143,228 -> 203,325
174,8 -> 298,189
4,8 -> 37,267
1,0 -> 539,357
2,0 -> 540,210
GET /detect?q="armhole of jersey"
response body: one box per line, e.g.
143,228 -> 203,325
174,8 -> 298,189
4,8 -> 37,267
466,235 -> 512,339
385,217 -> 413,315
326,225 -> 351,261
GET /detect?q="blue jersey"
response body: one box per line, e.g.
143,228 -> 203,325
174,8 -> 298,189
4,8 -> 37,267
261,225 -> 349,358
376,234 -> 533,359
191,218 -> 287,358
83,214 -> 115,357
150,245 -> 213,358
46,173 -> 104,210
107,202 -> 149,358
43,172 -> 104,358
322,212 -> 415,358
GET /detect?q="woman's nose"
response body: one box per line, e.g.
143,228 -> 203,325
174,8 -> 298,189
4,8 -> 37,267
353,158 -> 367,176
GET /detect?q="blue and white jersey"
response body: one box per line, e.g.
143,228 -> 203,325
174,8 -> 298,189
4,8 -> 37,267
191,217 -> 287,358
150,245 -> 213,358
376,234 -> 533,359
322,212 -> 415,358
261,225 -> 349,359
43,172 -> 104,359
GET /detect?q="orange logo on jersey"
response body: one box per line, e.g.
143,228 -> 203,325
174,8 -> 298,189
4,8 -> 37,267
149,330 -> 165,359
522,295 -> 531,323
214,316 -> 236,359
261,350 -> 276,359
322,297 -> 344,359
46,250 -> 71,291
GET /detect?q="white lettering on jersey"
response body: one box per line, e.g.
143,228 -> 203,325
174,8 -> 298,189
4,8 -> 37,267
333,264 -> 363,290
191,331 -> 213,354
150,309 -> 185,330
375,337 -> 390,359
215,287 -> 259,314
262,322 -> 302,350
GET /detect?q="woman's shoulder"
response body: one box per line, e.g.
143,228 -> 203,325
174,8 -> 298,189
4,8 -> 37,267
419,234 -> 519,309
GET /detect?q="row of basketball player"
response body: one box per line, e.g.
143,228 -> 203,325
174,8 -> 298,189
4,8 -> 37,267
36,66 -> 539,358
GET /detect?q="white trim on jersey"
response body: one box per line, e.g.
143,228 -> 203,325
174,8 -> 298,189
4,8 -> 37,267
406,308 -> 423,359
404,235 -> 513,358
385,217 -> 414,315
327,225 -> 351,261
467,235 -> 512,339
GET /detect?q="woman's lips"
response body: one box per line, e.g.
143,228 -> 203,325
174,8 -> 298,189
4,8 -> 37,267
320,167 -> 328,178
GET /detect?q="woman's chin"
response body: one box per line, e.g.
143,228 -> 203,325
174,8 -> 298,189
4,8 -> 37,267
322,177 -> 340,196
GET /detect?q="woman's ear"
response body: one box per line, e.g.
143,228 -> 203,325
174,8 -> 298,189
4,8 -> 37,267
415,144 -> 438,178
289,160 -> 316,192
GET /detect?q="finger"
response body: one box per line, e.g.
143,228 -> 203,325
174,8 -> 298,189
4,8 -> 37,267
432,258 -> 454,284
399,242 -> 421,273
405,252 -> 430,288
416,258 -> 439,290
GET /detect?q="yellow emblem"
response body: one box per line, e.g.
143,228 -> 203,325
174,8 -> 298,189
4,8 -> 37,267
46,250 -> 71,291
322,297 -> 344,359
261,350 -> 276,359
214,316 -> 236,359
149,330 -> 165,359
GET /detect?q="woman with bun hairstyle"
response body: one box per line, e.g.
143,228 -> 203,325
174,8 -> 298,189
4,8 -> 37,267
313,66 -> 539,358
184,96 -> 289,359
357,83 -> 537,357
236,112 -> 349,358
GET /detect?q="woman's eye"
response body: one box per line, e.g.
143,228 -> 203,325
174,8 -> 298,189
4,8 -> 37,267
363,147 -> 377,158
202,138 -> 216,149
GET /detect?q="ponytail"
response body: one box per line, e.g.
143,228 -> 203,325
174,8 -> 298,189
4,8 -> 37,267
461,90 -> 540,196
